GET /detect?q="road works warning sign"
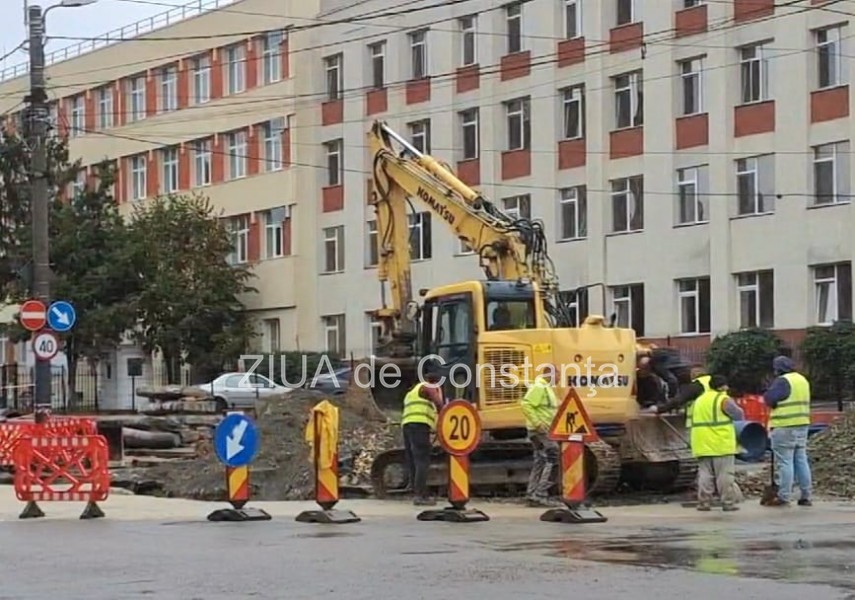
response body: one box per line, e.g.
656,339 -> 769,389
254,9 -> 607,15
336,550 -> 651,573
548,387 -> 599,443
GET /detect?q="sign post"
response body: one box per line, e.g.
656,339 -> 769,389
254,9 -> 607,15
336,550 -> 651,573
540,387 -> 607,524
417,400 -> 489,523
296,400 -> 360,524
207,412 -> 271,522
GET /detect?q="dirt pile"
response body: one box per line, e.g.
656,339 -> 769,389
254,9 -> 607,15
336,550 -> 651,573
808,409 -> 855,499
128,389 -> 402,501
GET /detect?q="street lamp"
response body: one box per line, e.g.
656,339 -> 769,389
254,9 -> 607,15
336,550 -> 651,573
26,0 -> 98,421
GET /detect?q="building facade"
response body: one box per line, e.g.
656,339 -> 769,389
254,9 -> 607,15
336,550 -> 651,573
1,0 -> 853,370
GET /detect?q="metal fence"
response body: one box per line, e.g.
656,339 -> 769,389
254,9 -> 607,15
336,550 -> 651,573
0,364 -> 98,413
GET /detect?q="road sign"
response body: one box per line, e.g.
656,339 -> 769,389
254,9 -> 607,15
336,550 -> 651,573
548,387 -> 599,443
32,330 -> 60,361
47,300 -> 76,333
214,412 -> 259,468
437,400 -> 481,456
19,299 -> 47,332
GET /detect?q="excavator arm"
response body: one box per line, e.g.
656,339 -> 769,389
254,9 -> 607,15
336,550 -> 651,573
367,121 -> 572,352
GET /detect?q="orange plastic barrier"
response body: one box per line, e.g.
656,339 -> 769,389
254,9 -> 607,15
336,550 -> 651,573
12,434 -> 110,519
0,417 -> 98,466
736,394 -> 770,427
0,423 -> 31,467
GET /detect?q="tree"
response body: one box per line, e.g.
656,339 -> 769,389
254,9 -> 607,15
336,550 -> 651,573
128,193 -> 257,383
705,328 -> 788,396
800,321 -> 855,406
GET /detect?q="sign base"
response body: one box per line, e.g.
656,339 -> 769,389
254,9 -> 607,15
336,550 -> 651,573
416,505 -> 490,523
207,507 -> 272,522
539,504 -> 607,524
79,501 -> 105,520
295,508 -> 361,524
18,500 -> 45,520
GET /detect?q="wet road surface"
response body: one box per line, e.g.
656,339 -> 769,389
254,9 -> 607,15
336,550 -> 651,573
2,501 -> 854,599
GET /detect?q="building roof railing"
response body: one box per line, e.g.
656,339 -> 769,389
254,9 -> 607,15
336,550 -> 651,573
0,0 -> 240,83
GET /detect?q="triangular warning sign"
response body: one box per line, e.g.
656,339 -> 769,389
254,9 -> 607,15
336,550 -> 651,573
548,387 -> 599,443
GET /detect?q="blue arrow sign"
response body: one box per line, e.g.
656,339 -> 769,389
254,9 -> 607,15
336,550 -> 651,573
214,412 -> 260,468
47,300 -> 76,333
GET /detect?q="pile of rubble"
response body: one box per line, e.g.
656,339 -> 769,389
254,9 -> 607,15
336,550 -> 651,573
809,408 -> 855,499
135,385 -> 219,415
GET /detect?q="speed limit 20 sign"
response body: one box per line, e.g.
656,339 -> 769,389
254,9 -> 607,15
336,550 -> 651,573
437,400 -> 482,456
32,330 -> 60,361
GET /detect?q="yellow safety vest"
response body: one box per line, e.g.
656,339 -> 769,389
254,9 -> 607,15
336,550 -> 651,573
401,382 -> 438,430
690,390 -> 736,458
521,375 -> 558,432
685,375 -> 712,427
768,372 -> 811,429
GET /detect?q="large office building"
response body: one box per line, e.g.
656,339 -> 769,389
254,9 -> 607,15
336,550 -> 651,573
1,0 -> 853,368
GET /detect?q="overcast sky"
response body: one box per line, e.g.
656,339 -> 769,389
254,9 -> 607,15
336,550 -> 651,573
1,0 -> 188,72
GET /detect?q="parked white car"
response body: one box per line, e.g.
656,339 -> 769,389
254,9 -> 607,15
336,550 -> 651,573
199,372 -> 293,411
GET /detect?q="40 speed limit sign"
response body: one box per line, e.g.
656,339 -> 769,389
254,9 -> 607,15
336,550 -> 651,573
32,330 -> 60,361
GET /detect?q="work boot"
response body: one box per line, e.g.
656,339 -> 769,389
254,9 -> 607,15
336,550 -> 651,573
722,504 -> 739,512
763,497 -> 790,507
798,498 -> 812,507
525,496 -> 554,508
696,502 -> 711,512
413,497 -> 436,507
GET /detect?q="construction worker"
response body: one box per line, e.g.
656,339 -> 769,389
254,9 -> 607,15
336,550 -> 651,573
521,364 -> 560,507
763,355 -> 813,507
647,365 -> 710,423
401,369 -> 445,507
690,375 -> 745,511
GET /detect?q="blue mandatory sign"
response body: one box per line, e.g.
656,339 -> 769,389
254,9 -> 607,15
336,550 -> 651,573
214,412 -> 260,467
47,300 -> 77,332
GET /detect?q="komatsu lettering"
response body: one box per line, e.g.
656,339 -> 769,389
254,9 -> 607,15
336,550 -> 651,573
567,375 -> 630,387
417,186 -> 455,226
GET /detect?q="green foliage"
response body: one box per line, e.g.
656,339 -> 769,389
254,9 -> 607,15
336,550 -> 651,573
251,351 -> 344,385
128,193 -> 257,383
706,328 -> 788,396
801,321 -> 855,400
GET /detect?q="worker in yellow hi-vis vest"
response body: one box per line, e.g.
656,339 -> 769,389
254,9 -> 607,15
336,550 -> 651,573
401,369 -> 445,507
763,355 -> 813,507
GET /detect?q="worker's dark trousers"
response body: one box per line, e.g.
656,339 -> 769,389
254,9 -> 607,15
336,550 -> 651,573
403,423 -> 432,498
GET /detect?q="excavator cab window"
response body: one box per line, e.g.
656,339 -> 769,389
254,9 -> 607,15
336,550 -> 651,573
422,293 -> 477,401
485,299 -> 535,331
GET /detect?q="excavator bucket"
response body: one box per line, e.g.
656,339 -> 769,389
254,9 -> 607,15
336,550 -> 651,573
619,414 -> 698,492
339,360 -> 388,423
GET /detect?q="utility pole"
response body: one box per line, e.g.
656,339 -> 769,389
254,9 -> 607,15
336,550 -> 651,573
26,4 -> 52,421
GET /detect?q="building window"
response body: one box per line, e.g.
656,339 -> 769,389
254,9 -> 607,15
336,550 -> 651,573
610,283 -> 644,334
506,2 -> 522,54
816,25 -> 844,89
676,165 -> 709,225
69,95 -> 85,137
736,154 -> 774,215
160,147 -> 178,194
740,43 -> 769,104
616,0 -> 634,26
324,139 -> 343,187
679,57 -> 704,116
322,314 -> 346,356
460,15 -> 477,66
70,170 -> 85,198
323,225 -> 345,273
226,44 -> 246,95
227,214 -> 250,265
127,76 -> 145,122
410,30 -> 428,79
261,31 -> 283,85
460,108 -> 479,159
561,85 -> 584,140
324,54 -> 343,100
565,0 -> 581,39
813,141 -> 850,206
130,155 -> 146,200
227,130 -> 247,180
814,262 -> 852,325
264,318 -> 280,353
736,270 -> 774,329
614,71 -> 643,129
192,55 -> 211,104
684,0 -> 704,6
193,139 -> 212,187
409,212 -> 433,260
677,277 -> 711,334
369,41 -> 385,89
262,118 -> 285,172
558,288 -> 589,327
505,97 -> 531,151
611,176 -> 644,233
366,220 -> 379,267
408,119 -> 431,154
160,66 -> 177,112
263,206 -> 288,258
502,194 -> 531,220
97,87 -> 113,129
369,317 -> 384,354
559,186 -> 587,240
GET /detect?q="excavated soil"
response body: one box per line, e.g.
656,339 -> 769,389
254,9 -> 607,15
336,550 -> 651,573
809,409 -> 855,499
126,390 -> 402,501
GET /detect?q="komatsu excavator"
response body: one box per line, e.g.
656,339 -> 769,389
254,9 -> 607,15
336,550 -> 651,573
361,121 -> 696,497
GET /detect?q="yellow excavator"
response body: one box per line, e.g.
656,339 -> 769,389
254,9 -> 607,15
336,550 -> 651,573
361,121 -> 696,497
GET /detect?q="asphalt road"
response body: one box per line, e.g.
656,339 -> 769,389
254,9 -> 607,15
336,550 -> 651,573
2,502 -> 854,600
